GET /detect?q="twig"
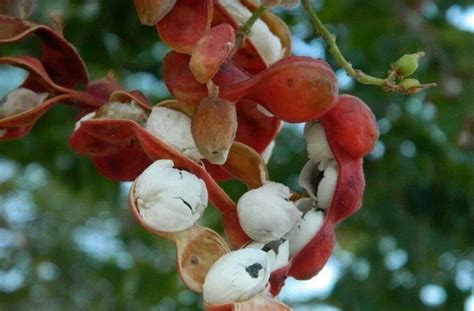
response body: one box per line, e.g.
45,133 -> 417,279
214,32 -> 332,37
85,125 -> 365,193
301,0 -> 436,95
231,4 -> 267,55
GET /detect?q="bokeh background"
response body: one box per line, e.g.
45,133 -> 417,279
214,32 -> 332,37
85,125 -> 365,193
0,0 -> 473,310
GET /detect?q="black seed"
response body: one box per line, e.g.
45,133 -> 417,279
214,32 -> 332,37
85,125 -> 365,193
246,263 -> 263,278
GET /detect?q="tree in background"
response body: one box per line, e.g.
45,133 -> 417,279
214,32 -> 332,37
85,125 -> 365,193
0,0 -> 472,310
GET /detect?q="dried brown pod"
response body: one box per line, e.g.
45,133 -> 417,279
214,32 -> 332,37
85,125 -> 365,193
191,97 -> 237,165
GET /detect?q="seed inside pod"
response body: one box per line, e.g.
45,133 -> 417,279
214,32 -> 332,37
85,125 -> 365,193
237,182 -> 302,243
317,162 -> 338,209
298,160 -> 338,210
134,160 -> 208,232
0,88 -> 48,119
95,100 -> 148,124
286,198 -> 325,256
146,106 -> 203,162
304,121 -> 333,171
203,248 -> 271,304
219,0 -> 284,65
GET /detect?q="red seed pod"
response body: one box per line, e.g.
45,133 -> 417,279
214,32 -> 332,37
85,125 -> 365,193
0,56 -> 101,141
129,174 -> 230,292
156,0 -> 213,54
265,96 -> 378,290
189,23 -> 235,83
70,91 -> 249,248
134,126 -> 249,248
164,53 -> 338,123
0,15 -> 89,89
322,95 -> 379,160
163,52 -> 281,157
222,56 -> 338,123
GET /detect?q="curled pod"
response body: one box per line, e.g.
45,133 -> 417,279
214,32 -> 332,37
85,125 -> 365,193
129,161 -> 230,292
164,52 -> 338,123
0,15 -> 88,89
289,96 -> 377,280
71,92 -> 249,247
220,56 -> 338,123
268,96 -> 378,291
70,91 -> 153,181
0,56 -> 101,141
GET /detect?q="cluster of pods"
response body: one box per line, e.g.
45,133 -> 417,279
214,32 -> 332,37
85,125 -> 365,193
0,1 -> 379,309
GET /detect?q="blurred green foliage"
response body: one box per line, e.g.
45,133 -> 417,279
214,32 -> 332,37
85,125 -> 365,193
0,0 -> 473,310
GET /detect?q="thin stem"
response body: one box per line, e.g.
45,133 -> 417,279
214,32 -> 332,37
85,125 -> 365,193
301,0 -> 435,94
231,5 -> 267,55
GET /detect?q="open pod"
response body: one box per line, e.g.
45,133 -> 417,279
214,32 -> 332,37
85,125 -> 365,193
213,0 -> 292,74
0,56 -> 102,141
0,15 -> 88,89
71,92 -> 270,188
70,90 -> 153,180
129,181 -> 230,293
71,91 -> 250,247
164,52 -> 338,123
264,95 -> 378,294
